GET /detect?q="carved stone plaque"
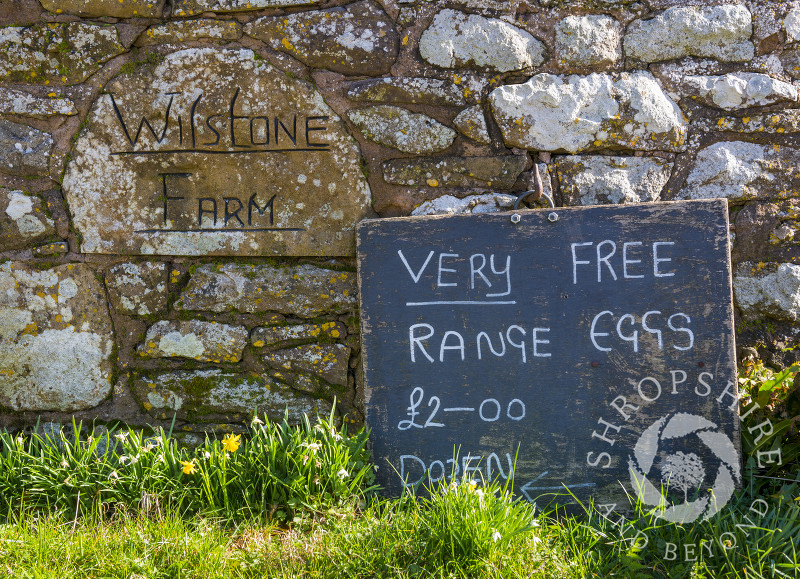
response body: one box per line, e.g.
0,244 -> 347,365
63,48 -> 372,256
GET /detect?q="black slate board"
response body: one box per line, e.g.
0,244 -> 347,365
357,199 -> 740,516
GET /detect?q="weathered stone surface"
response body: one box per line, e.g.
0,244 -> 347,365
0,88 -> 77,118
133,369 -> 331,424
785,7 -> 800,43
138,19 -> 242,46
555,15 -> 621,69
733,263 -> 800,321
539,0 -> 636,5
780,48 -> 800,79
556,156 -> 672,206
678,142 -> 800,202
176,263 -> 357,317
174,0 -> 321,15
383,155 -> 527,190
488,72 -> 687,154
713,110 -> 800,134
346,77 -> 465,106
624,5 -> 754,63
348,105 -> 456,154
730,201 -> 800,263
138,320 -> 248,362
0,119 -> 52,177
1,189 -> 56,250
244,2 -> 398,76
62,48 -> 372,256
453,106 -> 490,144
398,0 -> 519,17
33,242 -> 68,256
411,193 -> 516,216
669,73 -> 797,110
0,262 -> 114,412
105,262 -> 168,316
40,0 -> 165,18
419,9 -> 545,73
252,321 -> 346,348
0,23 -> 125,85
264,343 -> 350,387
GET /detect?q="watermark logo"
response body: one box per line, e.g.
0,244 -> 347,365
628,412 -> 741,523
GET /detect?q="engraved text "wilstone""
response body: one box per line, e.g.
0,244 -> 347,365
108,88 -> 330,155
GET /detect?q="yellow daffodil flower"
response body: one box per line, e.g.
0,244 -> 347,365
221,433 -> 241,453
180,459 -> 197,475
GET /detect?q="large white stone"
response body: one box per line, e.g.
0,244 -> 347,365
0,263 -> 114,412
679,141 -> 800,202
734,263 -> 800,321
488,72 -> 687,153
625,5 -> 754,63
673,73 -> 798,110
555,14 -> 621,69
785,7 -> 800,43
556,156 -> 672,206
419,9 -> 545,73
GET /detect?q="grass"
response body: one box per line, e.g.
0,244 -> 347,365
0,363 -> 798,578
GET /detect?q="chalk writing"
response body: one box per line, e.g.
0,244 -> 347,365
358,200 -> 738,507
397,387 -> 526,429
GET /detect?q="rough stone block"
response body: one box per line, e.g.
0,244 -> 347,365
347,77 -> 465,106
1,188 -> 56,251
348,105 -> 456,154
0,88 -> 76,119
489,72 -> 687,153
666,72 -> 797,110
0,262 -> 114,411
624,5 -> 754,63
174,0 -> 321,15
556,156 -> 672,206
419,9 -> 544,73
251,322 -> 347,348
0,23 -> 125,85
133,369 -> 332,424
244,1 -> 399,76
679,142 -> 800,202
453,106 -> 490,144
786,7 -> 800,43
264,343 -> 351,387
382,155 -> 527,190
411,193 -> 516,216
555,14 -> 621,69
138,320 -> 249,362
105,262 -> 168,316
40,0 -> 165,17
138,19 -> 242,46
0,119 -> 53,177
733,263 -> 800,321
176,263 -> 357,317
780,48 -> 800,79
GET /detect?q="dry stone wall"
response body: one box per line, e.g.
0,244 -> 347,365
1,0 -> 799,435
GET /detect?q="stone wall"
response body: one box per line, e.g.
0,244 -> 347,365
1,0 -> 798,434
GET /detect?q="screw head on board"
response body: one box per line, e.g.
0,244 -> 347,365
510,213 -> 521,224
548,212 -> 559,222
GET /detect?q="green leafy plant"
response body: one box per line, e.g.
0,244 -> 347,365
0,407 -> 375,525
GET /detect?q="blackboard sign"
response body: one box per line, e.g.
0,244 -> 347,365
357,199 -> 740,520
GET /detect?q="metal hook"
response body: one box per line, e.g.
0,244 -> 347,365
512,163 -> 555,210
